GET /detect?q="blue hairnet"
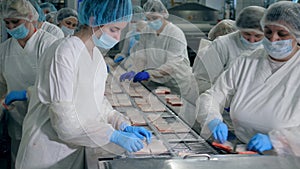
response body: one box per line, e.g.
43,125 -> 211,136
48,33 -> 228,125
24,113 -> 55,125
261,1 -> 300,42
143,0 -> 169,18
236,6 -> 265,33
55,7 -> 78,24
40,2 -> 57,12
28,0 -> 46,22
78,0 -> 132,27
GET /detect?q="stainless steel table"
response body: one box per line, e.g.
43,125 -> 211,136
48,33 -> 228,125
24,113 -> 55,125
97,155 -> 300,169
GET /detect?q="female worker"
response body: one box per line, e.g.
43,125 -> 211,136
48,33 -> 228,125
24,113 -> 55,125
120,0 -> 198,104
55,7 -> 79,37
28,0 -> 64,38
196,1 -> 300,155
0,0 -> 58,167
193,6 -> 266,95
16,0 -> 151,168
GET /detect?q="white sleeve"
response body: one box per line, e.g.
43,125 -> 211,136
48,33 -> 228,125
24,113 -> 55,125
193,40 -> 228,94
193,45 -> 214,94
103,96 -> 131,130
51,29 -> 64,39
0,44 -> 7,97
50,101 -> 116,147
148,32 -> 190,84
269,126 -> 300,156
196,57 -> 239,139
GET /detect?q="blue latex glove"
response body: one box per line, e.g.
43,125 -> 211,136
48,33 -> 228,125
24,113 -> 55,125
224,107 -> 230,112
124,126 -> 152,144
5,90 -> 27,105
114,56 -> 124,63
120,71 -> 136,82
247,133 -> 273,153
208,119 -> 228,144
110,130 -> 144,152
133,71 -> 150,82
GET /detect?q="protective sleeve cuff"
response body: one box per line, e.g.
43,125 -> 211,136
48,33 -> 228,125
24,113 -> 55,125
119,122 -> 130,131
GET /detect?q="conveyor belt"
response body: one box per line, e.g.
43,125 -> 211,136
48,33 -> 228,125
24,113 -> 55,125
103,58 -> 217,158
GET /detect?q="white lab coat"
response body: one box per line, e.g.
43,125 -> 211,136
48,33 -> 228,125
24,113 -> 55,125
16,37 -> 130,169
196,48 -> 300,156
0,29 -> 57,164
116,30 -> 137,58
127,23 -> 198,104
193,31 -> 262,94
192,38 -> 212,91
41,21 -> 64,39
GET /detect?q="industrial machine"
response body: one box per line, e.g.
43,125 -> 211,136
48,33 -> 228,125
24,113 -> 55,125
167,3 -> 219,65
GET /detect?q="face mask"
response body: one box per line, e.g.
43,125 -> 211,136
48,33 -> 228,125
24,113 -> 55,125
262,38 -> 294,59
92,28 -> 119,49
6,23 -> 29,39
148,19 -> 163,31
240,35 -> 263,50
61,26 -> 74,36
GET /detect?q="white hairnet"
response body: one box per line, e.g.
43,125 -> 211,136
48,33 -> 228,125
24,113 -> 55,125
132,5 -> 145,22
208,19 -> 237,40
0,0 -> 39,22
39,2 -> 57,12
236,6 -> 265,33
133,5 -> 144,14
143,0 -> 169,18
28,0 -> 46,22
261,1 -> 300,43
45,11 -> 56,22
55,7 -> 78,25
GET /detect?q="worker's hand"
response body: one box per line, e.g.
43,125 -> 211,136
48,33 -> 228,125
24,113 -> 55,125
5,90 -> 27,105
120,71 -> 136,82
247,133 -> 273,153
110,130 -> 144,152
114,55 -> 125,63
208,119 -> 228,144
124,126 -> 152,144
133,71 -> 150,82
